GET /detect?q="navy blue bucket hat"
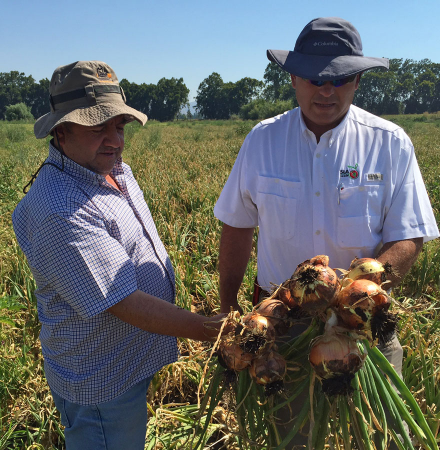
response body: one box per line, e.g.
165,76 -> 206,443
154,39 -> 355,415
267,17 -> 389,80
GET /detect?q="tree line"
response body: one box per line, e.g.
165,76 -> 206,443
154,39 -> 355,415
197,58 -> 440,120
1,58 -> 439,122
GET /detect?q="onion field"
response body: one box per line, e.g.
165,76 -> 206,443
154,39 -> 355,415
0,115 -> 439,449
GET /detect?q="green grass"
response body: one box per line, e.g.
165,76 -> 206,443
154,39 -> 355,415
0,115 -> 439,449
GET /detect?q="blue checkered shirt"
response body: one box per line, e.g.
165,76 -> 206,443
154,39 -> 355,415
12,143 -> 178,405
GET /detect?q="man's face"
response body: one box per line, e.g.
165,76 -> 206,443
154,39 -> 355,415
58,116 -> 127,175
291,75 -> 360,138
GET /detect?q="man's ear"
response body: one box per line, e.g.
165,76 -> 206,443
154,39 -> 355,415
54,125 -> 67,150
290,74 -> 297,89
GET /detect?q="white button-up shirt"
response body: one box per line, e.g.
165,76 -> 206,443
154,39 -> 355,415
214,105 -> 439,292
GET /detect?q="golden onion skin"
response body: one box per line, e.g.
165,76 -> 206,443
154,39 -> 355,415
309,332 -> 364,380
255,299 -> 290,335
218,339 -> 254,371
249,350 -> 287,385
276,281 -> 299,309
346,257 -> 386,285
289,257 -> 341,315
335,279 -> 390,331
241,312 -> 277,342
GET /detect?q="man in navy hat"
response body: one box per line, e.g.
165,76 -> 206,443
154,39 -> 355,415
214,17 -> 439,448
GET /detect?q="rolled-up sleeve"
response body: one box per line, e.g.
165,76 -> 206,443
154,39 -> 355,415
214,135 -> 259,228
383,142 -> 439,244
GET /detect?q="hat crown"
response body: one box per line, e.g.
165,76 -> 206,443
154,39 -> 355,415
50,61 -> 119,98
34,60 -> 147,139
295,17 -> 364,57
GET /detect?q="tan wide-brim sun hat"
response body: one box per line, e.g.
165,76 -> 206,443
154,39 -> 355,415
34,61 -> 147,139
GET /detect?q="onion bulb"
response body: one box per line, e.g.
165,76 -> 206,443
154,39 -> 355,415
336,279 -> 390,327
242,312 -> 276,340
287,255 -> 340,315
239,312 -> 276,354
335,279 -> 396,344
345,257 -> 394,285
217,339 -> 254,371
309,331 -> 364,396
249,350 -> 287,395
276,281 -> 298,309
254,299 -> 290,335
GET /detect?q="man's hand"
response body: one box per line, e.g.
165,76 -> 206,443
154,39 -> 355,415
376,238 -> 423,288
201,313 -> 230,341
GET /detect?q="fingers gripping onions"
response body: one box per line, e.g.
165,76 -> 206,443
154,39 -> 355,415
217,316 -> 255,372
276,279 -> 298,309
287,255 -> 341,315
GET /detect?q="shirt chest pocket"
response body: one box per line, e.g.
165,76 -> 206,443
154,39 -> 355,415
106,206 -> 144,256
337,184 -> 385,249
256,176 -> 301,241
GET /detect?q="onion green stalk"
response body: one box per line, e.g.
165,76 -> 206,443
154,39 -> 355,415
367,343 -> 438,450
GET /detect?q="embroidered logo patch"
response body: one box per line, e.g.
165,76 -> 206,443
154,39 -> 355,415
97,67 -> 112,79
340,163 -> 359,179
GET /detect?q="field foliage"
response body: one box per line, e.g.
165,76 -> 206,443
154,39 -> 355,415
0,115 -> 439,449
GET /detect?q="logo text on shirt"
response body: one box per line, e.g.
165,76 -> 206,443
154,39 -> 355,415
340,163 -> 359,179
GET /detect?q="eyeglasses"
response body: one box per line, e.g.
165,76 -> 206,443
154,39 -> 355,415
302,74 -> 357,88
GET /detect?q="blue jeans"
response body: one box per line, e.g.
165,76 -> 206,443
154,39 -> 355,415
51,377 -> 153,450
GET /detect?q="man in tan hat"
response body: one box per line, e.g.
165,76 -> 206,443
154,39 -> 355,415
12,61 -> 225,450
214,18 -> 439,449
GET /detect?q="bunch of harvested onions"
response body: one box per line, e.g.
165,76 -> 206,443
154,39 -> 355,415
217,298 -> 290,392
199,254 -> 438,450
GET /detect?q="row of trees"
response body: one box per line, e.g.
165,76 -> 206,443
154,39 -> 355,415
196,58 -> 440,119
119,78 -> 189,122
354,58 -> 440,115
2,58 -> 439,122
0,72 -> 49,121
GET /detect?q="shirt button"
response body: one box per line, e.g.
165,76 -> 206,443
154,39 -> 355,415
316,153 -> 321,158
315,230 -> 321,235
315,191 -> 320,197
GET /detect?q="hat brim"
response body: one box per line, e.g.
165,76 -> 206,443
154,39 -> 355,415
267,49 -> 389,80
34,102 -> 147,139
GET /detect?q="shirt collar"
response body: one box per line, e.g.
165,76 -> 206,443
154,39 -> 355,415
299,105 -> 352,146
47,141 -> 123,187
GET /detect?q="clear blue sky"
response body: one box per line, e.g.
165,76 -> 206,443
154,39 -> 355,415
1,0 -> 439,103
